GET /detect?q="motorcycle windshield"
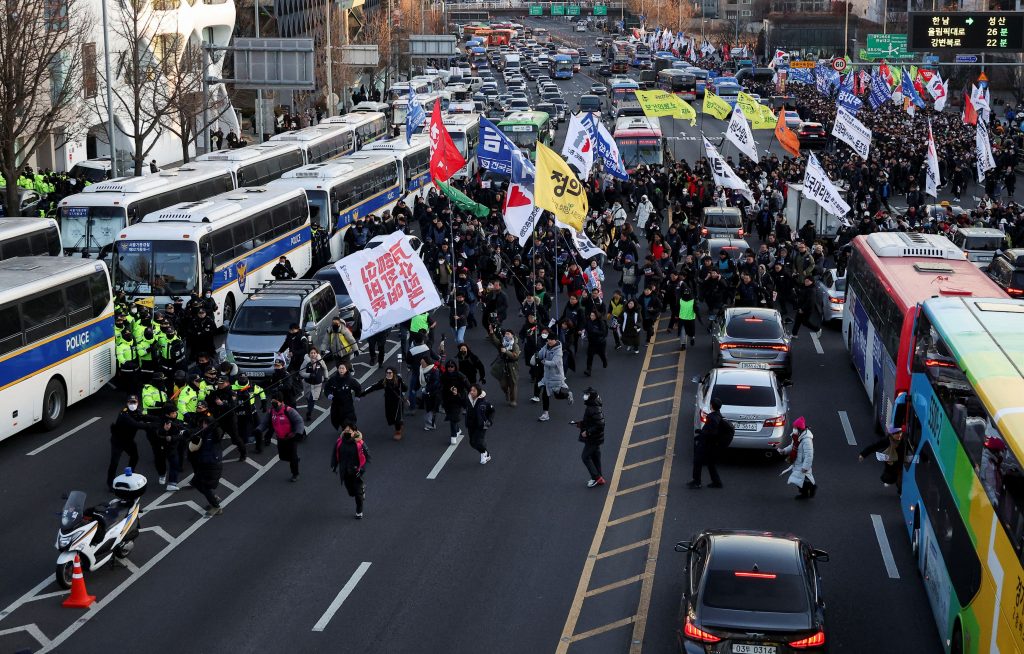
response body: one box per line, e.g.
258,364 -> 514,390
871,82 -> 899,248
61,491 -> 86,530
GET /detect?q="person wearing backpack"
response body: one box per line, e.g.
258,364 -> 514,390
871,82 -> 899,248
331,426 -> 371,518
687,397 -> 725,489
464,384 -> 493,465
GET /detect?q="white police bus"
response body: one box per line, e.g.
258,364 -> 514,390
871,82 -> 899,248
0,257 -> 115,441
0,218 -> 63,260
320,111 -> 391,150
57,165 -> 235,257
360,134 -> 432,197
194,142 -> 305,188
112,187 -> 312,327
269,123 -> 359,164
441,113 -> 480,182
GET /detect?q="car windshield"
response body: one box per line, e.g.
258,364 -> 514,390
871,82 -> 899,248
702,568 -> 810,613
706,212 -> 740,227
963,235 -> 1003,251
712,383 -> 777,407
231,305 -> 300,335
501,126 -> 539,148
113,240 -> 198,296
726,315 -> 784,339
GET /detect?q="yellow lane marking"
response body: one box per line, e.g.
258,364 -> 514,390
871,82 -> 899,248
621,456 -> 666,472
585,574 -> 645,598
650,351 -> 678,358
595,539 -> 651,560
646,365 -> 678,373
637,397 -> 672,408
628,434 -> 670,449
641,379 -> 674,389
570,616 -> 636,643
615,480 -> 660,497
632,415 -> 671,427
606,507 -> 657,527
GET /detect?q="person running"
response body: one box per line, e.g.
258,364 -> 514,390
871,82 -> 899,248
324,361 -> 362,432
361,367 -> 408,441
299,347 -> 329,422
260,395 -> 306,482
331,426 -> 370,518
535,331 -> 574,422
440,359 -> 471,445
187,414 -> 224,516
777,416 -> 816,499
464,384 -> 494,465
688,397 -> 724,489
572,387 -> 606,488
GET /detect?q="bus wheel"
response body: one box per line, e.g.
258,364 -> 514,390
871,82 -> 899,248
41,378 -> 66,431
222,295 -> 236,329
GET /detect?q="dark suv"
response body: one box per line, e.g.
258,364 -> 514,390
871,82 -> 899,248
986,249 -> 1024,297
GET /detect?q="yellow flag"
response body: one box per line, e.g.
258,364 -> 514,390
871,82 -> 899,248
702,90 -> 732,120
634,90 -> 697,126
750,106 -> 776,130
135,296 -> 155,309
736,91 -> 761,119
534,141 -> 587,233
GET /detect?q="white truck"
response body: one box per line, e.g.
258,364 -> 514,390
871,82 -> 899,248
502,53 -> 521,73
785,183 -> 844,239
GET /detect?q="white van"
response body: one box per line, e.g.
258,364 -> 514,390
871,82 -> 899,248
951,227 -> 1006,267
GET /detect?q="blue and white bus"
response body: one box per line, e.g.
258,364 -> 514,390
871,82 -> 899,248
361,134 -> 433,194
0,256 -> 115,441
318,111 -> 391,150
112,188 -> 312,327
194,142 -> 305,188
269,123 -> 360,164
0,218 -> 63,260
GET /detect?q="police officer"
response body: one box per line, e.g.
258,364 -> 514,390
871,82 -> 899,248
232,374 -> 266,449
188,307 -> 217,361
141,372 -> 168,415
176,374 -> 201,417
116,328 -> 141,394
209,376 -> 245,462
107,395 -> 154,488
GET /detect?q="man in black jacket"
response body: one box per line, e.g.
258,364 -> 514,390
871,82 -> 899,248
107,395 -> 156,487
440,360 -> 471,445
688,397 -> 724,489
574,387 -> 606,487
325,362 -> 363,431
271,256 -> 297,280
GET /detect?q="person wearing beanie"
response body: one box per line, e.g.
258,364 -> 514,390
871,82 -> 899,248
777,416 -> 816,499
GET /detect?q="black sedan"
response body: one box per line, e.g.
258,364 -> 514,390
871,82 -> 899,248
676,531 -> 829,653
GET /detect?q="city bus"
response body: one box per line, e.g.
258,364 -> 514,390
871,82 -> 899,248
842,232 -> 1006,432
490,28 -> 515,46
194,142 -> 305,188
613,116 -> 664,171
558,47 -> 581,72
320,111 -> 390,150
112,187 -> 312,327
609,78 -> 640,106
0,256 -> 115,441
551,54 -> 574,80
58,164 -> 235,257
498,111 -> 552,162
901,296 -> 1024,654
0,218 -> 62,260
533,27 -> 549,44
391,92 -> 443,131
657,69 -> 697,101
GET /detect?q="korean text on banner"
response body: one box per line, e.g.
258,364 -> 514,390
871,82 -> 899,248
535,141 -> 588,233
702,90 -> 732,120
478,116 -> 516,176
802,152 -> 851,217
832,106 -> 871,160
634,89 -> 697,125
572,228 -> 606,260
561,111 -> 595,178
334,232 -> 443,339
703,136 -> 753,204
503,149 -> 544,246
582,113 -> 629,180
925,121 -> 940,197
725,103 -> 758,162
976,121 -> 996,183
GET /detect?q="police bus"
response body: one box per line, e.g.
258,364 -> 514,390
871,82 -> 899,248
319,111 -> 391,150
0,218 -> 63,260
0,257 -> 115,441
440,114 -> 479,182
112,187 -> 312,327
58,165 -> 235,257
361,134 -> 433,194
194,142 -> 305,188
269,123 -> 360,165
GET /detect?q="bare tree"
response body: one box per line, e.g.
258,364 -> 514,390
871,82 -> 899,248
0,0 -> 89,217
159,39 -> 223,163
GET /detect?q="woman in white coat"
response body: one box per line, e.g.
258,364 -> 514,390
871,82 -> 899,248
777,416 -> 816,499
636,195 -> 654,230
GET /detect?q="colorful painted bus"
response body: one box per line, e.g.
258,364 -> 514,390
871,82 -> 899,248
842,232 -> 1005,433
901,296 -> 1024,654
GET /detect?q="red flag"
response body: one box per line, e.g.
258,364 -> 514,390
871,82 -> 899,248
962,92 -> 978,125
428,99 -> 465,184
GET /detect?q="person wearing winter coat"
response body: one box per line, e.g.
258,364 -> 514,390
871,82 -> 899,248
572,387 -> 606,487
299,347 -> 329,421
620,299 -> 643,353
455,343 -> 487,385
639,286 -> 663,345
324,362 -> 363,431
187,415 -> 225,515
259,396 -> 307,481
583,310 -> 608,376
535,332 -> 573,422
464,384 -> 494,465
791,276 -> 820,338
440,360 -> 471,445
361,367 -> 408,440
777,416 -> 816,499
331,426 -> 371,518
488,326 -> 521,406
416,356 -> 442,430
858,426 -> 904,488
636,195 -> 654,230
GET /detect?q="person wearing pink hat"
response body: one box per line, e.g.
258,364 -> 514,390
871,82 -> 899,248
777,416 -> 816,499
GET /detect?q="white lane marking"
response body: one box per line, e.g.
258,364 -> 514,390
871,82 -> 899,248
0,576 -> 60,620
838,410 -> 857,446
34,454 -> 282,653
140,525 -> 175,544
312,562 -> 372,632
144,500 -> 206,515
0,624 -> 51,647
870,514 -> 901,579
810,332 -> 824,354
427,433 -> 465,480
27,417 -> 101,456
218,478 -> 239,492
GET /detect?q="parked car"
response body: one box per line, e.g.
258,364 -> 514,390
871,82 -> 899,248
710,307 -> 792,378
815,268 -> 846,323
675,530 -> 829,653
693,368 -> 790,450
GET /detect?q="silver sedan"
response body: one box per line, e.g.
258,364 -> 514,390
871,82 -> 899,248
693,368 -> 791,451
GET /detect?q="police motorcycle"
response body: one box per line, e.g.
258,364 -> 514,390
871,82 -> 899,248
55,468 -> 147,588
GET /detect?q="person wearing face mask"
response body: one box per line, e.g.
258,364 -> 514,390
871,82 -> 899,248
488,326 -> 520,407
570,387 -> 606,488
325,317 -> 359,367
200,289 -> 218,317
188,308 -> 216,362
331,426 -> 371,518
455,343 -> 486,386
188,415 -> 225,515
259,395 -> 306,481
440,360 -> 470,445
360,367 -> 408,441
107,395 -> 156,488
271,255 -> 297,280
299,347 -> 329,422
464,384 -> 494,465
324,362 -> 363,432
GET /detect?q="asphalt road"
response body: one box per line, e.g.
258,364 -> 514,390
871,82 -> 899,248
0,19 -> 945,654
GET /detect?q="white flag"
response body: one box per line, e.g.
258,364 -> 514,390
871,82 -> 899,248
926,72 -> 947,112
971,85 -> 991,124
802,153 -> 851,217
335,232 -> 443,338
832,106 -> 871,161
925,121 -> 940,198
561,112 -> 595,179
976,121 -> 996,183
703,137 -> 753,204
571,229 -> 605,260
503,149 -> 543,246
725,103 -> 758,162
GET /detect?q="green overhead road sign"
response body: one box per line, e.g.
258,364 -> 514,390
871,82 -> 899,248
865,33 -> 912,59
552,3 -> 565,14
529,4 -> 542,14
568,4 -> 580,14
593,4 -> 607,14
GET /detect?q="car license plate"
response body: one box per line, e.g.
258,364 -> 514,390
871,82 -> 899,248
739,362 -> 770,369
246,371 -> 266,377
736,422 -> 760,431
733,645 -> 777,654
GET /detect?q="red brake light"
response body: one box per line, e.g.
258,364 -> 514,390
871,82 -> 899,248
683,617 -> 721,643
737,228 -> 744,236
925,358 -> 956,368
701,227 -> 708,235
743,318 -> 764,322
734,571 -> 777,579
699,410 -> 708,423
1008,288 -> 1024,296
790,630 -> 826,649
735,385 -> 751,390
829,296 -> 845,304
764,416 -> 786,427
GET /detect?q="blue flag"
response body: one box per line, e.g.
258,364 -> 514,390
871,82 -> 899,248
901,68 -> 926,109
579,112 -> 629,181
477,116 -> 517,177
836,72 -> 862,114
868,70 -> 890,110
814,65 -> 838,97
405,87 -> 425,145
788,68 -> 813,85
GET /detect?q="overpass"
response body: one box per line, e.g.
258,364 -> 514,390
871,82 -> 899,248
449,0 -> 626,20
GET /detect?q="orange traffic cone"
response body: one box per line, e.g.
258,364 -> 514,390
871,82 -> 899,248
62,554 -> 96,608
